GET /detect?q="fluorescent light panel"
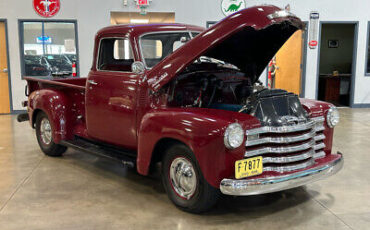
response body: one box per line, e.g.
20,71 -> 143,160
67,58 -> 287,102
130,19 -> 149,24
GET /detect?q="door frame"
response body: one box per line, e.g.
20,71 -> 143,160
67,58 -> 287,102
0,19 -> 13,114
265,21 -> 308,98
316,21 -> 359,107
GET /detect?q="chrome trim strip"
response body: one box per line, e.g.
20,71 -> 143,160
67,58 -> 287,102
246,120 -> 315,135
220,153 -> 343,196
311,116 -> 325,122
314,134 -> 325,141
267,10 -> 297,20
313,151 -> 326,159
245,140 -> 315,157
263,159 -> 315,173
315,125 -> 325,132
246,117 -> 324,136
246,130 -> 316,146
262,149 -> 314,164
314,143 -> 326,151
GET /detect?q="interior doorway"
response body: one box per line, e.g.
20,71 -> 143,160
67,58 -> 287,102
269,24 -> 307,97
317,23 -> 357,107
0,20 -> 11,114
110,12 -> 175,25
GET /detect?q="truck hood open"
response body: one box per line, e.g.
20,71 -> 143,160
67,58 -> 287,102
146,5 -> 304,91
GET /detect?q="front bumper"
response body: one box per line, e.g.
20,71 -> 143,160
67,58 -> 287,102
220,153 -> 343,196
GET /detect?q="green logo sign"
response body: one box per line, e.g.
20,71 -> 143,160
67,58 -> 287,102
221,0 -> 246,16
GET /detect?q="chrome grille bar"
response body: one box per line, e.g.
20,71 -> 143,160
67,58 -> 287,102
263,159 -> 315,173
262,149 -> 314,164
246,120 -> 315,135
314,142 -> 326,151
246,130 -> 316,146
245,140 -> 315,157
314,134 -> 325,141
313,151 -> 326,159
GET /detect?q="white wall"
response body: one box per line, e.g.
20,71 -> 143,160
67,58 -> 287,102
1,0 -> 370,111
175,0 -> 370,105
0,0 -> 175,111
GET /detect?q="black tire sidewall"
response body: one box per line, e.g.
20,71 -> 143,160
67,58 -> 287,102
162,144 -> 217,212
36,112 -> 53,150
35,112 -> 66,156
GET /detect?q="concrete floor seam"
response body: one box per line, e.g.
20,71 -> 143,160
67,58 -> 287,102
0,156 -> 44,214
311,196 -> 355,230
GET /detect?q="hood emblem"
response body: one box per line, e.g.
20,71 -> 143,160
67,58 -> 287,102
281,115 -> 300,125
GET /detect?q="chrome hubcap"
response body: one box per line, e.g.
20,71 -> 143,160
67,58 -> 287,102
169,157 -> 197,200
40,118 -> 52,145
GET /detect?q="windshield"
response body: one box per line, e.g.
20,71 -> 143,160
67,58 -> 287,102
45,55 -> 71,66
140,32 -> 192,68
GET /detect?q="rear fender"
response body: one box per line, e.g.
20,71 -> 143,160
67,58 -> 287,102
28,89 -> 73,143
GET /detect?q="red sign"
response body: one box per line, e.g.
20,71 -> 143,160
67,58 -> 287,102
33,0 -> 60,18
309,40 -> 318,47
137,0 -> 149,6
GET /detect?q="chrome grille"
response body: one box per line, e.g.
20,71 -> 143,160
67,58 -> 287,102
245,116 -> 326,173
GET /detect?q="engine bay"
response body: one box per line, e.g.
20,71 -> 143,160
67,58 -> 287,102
166,66 -> 309,126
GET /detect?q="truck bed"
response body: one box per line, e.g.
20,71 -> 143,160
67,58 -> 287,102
25,77 -> 86,92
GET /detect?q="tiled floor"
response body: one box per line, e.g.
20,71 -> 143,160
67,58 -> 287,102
0,108 -> 369,230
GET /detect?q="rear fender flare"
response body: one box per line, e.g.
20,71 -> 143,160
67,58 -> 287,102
29,89 -> 73,143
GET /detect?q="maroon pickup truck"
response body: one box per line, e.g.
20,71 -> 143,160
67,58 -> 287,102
19,5 -> 343,213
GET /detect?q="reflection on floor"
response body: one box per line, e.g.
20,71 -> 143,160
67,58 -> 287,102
0,109 -> 369,230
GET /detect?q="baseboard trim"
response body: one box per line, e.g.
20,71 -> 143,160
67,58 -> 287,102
352,103 -> 370,108
11,109 -> 27,114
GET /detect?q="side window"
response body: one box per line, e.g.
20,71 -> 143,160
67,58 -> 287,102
98,38 -> 134,72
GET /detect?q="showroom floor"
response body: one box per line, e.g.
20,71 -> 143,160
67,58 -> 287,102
0,108 -> 369,230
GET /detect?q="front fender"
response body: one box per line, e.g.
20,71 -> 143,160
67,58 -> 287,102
300,98 -> 335,155
137,108 -> 259,188
28,89 -> 73,143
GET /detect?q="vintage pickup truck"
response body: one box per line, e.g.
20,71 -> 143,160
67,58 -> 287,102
19,5 -> 343,213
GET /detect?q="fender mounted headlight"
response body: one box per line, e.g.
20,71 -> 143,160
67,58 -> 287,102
326,106 -> 340,128
224,123 -> 244,149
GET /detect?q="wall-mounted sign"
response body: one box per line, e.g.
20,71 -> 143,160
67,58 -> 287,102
309,11 -> 319,49
36,36 -> 52,44
136,0 -> 150,6
135,0 -> 152,15
221,0 -> 246,16
33,0 -> 60,18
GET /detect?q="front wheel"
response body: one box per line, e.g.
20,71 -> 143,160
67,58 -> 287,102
162,144 -> 220,213
35,112 -> 67,157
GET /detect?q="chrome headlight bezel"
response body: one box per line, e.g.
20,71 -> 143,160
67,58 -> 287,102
326,106 -> 340,128
224,123 -> 244,149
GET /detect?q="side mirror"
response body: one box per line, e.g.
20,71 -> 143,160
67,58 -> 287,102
132,61 -> 145,74
180,36 -> 189,43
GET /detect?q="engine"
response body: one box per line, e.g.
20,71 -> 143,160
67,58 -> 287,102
166,69 -> 308,127
240,88 -> 309,126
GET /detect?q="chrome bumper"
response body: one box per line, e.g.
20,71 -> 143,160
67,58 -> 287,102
220,153 -> 343,196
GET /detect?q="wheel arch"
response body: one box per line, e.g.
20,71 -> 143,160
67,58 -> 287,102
147,137 -> 189,174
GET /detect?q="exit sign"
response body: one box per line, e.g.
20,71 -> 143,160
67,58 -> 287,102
137,0 -> 149,5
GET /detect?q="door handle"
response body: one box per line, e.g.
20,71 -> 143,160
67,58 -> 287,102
2,68 -> 8,73
87,80 -> 98,85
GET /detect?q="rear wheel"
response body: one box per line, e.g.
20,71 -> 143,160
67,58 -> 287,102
161,144 -> 220,213
35,112 -> 67,157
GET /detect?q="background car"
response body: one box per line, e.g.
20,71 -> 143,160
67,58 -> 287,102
24,55 -> 51,77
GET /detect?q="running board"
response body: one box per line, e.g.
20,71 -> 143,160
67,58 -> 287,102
60,138 -> 136,167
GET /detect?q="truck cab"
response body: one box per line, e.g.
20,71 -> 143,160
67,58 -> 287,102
21,5 -> 343,213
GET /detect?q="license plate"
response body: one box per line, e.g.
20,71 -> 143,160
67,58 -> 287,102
235,156 -> 263,179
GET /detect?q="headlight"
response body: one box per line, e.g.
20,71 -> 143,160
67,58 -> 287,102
326,106 -> 340,128
224,123 -> 244,149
